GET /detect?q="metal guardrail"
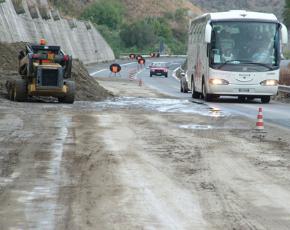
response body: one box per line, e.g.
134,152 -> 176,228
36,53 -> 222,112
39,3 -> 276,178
119,54 -> 187,59
118,55 -> 290,95
278,85 -> 290,93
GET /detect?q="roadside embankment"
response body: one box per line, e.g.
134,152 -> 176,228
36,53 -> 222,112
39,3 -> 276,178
0,0 -> 115,64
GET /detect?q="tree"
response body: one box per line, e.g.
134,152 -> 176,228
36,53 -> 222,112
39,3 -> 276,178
120,21 -> 157,48
283,0 -> 290,28
146,17 -> 173,39
81,0 -> 124,29
175,8 -> 187,22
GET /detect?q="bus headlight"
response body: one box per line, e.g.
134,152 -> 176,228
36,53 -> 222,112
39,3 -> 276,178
260,80 -> 278,86
209,78 -> 229,85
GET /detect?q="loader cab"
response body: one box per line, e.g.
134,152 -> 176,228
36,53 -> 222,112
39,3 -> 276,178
30,45 -> 61,55
13,42 -> 75,103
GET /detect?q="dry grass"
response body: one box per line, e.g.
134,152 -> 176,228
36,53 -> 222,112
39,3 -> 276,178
121,0 -> 202,20
48,0 -> 202,19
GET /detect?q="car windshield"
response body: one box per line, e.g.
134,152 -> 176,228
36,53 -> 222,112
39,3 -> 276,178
152,62 -> 168,68
210,21 -> 279,71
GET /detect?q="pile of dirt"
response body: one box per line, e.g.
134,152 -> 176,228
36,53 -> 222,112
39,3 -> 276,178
71,59 -> 113,101
0,42 -> 112,101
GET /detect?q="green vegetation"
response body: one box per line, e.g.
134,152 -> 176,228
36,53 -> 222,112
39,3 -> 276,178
81,0 -> 124,30
283,0 -> 290,28
80,1 -> 189,56
120,21 -> 157,49
284,50 -> 290,59
283,0 -> 290,56
49,0 -> 81,15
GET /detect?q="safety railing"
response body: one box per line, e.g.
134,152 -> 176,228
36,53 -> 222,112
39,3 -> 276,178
278,85 -> 290,93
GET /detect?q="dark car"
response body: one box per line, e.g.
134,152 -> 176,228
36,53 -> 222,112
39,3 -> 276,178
149,62 -> 169,78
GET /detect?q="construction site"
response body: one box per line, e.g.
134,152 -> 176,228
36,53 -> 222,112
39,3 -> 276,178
0,0 -> 290,229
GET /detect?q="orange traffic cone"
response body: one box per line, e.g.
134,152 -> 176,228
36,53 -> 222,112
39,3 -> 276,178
256,107 -> 264,130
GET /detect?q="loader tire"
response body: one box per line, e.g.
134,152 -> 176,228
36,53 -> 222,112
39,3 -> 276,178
8,87 -> 14,101
58,81 -> 75,104
13,79 -> 27,102
6,81 -> 14,101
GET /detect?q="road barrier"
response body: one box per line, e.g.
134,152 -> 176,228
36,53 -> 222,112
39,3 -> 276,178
119,54 -> 187,60
256,107 -> 264,130
278,85 -> 290,93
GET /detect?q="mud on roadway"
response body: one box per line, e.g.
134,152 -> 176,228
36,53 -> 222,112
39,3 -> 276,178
0,71 -> 290,230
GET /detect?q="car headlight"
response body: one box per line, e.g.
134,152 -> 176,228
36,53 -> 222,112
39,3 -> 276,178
260,80 -> 278,86
209,78 -> 229,85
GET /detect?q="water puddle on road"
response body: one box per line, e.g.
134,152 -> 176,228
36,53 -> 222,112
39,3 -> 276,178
178,124 -> 239,130
179,124 -> 214,130
83,97 -> 231,118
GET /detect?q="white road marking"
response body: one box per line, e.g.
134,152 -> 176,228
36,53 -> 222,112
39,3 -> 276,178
172,67 -> 181,82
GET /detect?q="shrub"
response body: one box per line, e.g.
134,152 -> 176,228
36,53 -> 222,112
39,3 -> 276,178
82,0 -> 124,29
120,21 -> 157,48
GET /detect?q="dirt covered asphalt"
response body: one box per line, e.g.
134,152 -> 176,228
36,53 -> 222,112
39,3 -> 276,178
0,72 -> 290,229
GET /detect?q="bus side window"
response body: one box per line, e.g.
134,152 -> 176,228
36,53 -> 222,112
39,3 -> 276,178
207,44 -> 210,58
197,24 -> 202,40
201,24 -> 205,41
193,24 -> 198,42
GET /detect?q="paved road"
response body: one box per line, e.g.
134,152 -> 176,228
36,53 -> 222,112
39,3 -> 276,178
1,58 -> 290,229
88,57 -> 187,98
89,58 -> 290,130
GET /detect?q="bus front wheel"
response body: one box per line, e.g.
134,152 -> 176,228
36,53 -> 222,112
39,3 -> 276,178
261,96 -> 270,104
238,96 -> 246,103
202,82 -> 212,101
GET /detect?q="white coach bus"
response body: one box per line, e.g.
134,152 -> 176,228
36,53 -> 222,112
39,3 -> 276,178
182,10 -> 288,103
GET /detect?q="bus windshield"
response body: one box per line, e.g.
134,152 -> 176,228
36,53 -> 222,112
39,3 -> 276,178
210,21 -> 279,71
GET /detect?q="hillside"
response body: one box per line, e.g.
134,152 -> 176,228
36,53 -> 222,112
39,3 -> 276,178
189,0 -> 285,20
49,0 -> 202,18
120,0 -> 202,20
50,0 -> 287,56
68,0 -> 203,55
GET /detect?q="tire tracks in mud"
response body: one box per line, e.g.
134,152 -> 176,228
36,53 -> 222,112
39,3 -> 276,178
78,112 -> 207,229
1,97 -> 290,229
129,112 -> 290,229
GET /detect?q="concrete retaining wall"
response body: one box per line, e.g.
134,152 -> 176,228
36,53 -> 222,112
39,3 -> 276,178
0,0 -> 115,63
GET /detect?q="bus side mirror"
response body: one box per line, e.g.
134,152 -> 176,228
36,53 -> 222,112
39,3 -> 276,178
280,23 -> 288,45
205,24 -> 212,43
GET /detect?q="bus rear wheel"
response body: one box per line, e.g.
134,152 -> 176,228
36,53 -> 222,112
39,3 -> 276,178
191,79 -> 200,98
261,96 -> 270,104
181,78 -> 188,93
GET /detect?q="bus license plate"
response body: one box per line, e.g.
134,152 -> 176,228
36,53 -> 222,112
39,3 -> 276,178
239,88 -> 250,92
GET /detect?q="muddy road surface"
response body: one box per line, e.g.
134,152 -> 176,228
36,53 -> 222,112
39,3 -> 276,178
1,78 -> 290,229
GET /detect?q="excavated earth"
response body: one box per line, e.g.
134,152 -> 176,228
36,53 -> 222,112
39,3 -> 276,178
0,42 -> 112,101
